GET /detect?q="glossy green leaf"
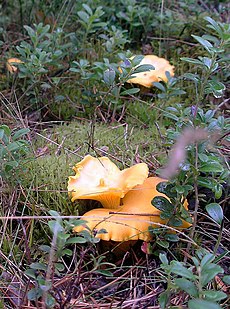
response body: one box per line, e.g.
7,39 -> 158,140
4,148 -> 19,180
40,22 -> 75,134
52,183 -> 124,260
206,203 -> 223,224
164,234 -> 179,242
132,64 -> 154,74
192,35 -> 213,53
199,162 -> 224,173
55,262 -> 65,271
152,196 -> 174,213
181,57 -> 203,66
204,17 -> 222,36
120,88 -> 140,95
153,82 -> 166,92
156,182 -> 177,198
66,236 -> 87,244
168,217 -> 183,227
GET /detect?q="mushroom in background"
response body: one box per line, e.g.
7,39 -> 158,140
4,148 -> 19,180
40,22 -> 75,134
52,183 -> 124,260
6,58 -> 23,74
127,55 -> 175,88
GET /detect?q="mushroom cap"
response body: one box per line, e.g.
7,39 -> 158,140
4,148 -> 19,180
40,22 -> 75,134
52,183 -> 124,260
122,176 -> 168,213
6,58 -> 23,73
127,55 -> 175,88
73,207 -> 162,241
73,177 -> 191,242
68,155 -> 149,208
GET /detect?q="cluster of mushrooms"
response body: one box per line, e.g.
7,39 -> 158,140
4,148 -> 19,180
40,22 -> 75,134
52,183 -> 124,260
68,155 -> 191,243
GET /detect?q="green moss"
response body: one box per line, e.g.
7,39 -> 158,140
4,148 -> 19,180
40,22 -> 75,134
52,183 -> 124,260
25,120 -> 166,213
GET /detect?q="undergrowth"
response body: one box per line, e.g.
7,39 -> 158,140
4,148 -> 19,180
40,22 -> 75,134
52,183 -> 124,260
0,1 -> 229,308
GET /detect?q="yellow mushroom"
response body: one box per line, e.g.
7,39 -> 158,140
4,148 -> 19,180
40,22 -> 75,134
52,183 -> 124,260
73,177 -> 191,242
68,155 -> 149,209
127,55 -> 175,88
6,58 -> 24,74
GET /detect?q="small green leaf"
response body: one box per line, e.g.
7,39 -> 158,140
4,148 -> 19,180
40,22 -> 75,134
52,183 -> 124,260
131,55 -> 144,66
153,82 -> 166,92
103,68 -> 115,85
197,177 -> 213,189
94,269 -> 113,277
156,182 -> 177,198
62,248 -> 72,256
39,245 -> 51,253
120,88 -> 140,95
152,196 -> 174,213
0,125 -> 11,137
206,203 -> 223,224
30,262 -> 47,271
175,278 -> 198,297
222,275 -> 230,285
181,57 -> 203,66
204,17 -> 222,36
48,210 -> 60,217
214,184 -> 222,199
200,253 -> 215,268
157,240 -> 169,248
159,291 -> 170,309
132,64 -> 154,74
192,35 -> 213,53
12,128 -> 30,140
77,11 -> 89,23
183,73 -> 200,82
45,294 -> 55,307
160,212 -> 172,220
168,217 -> 183,227
188,299 -> 221,309
24,269 -> 37,279
201,264 -> 224,286
200,162 -> 224,173
66,237 -> 87,244
27,288 -> 42,301
171,261 -> 195,280
48,220 -> 63,234
97,228 -> 108,234
7,141 -> 22,152
82,3 -> 93,15
159,253 -> 169,265
55,262 -> 65,271
202,290 -> 227,302
164,234 -> 179,242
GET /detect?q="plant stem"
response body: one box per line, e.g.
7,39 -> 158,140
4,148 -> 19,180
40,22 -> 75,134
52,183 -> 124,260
213,220 -> 224,255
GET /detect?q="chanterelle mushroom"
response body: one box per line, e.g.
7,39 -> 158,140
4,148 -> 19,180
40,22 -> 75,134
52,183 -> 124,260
6,58 -> 23,74
127,55 -> 174,88
68,155 -> 149,209
73,177 -> 191,242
